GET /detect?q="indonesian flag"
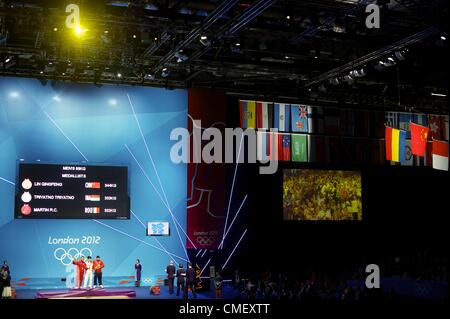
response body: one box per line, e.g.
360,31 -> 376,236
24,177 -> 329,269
410,123 -> 429,156
85,194 -> 101,201
432,140 -> 448,171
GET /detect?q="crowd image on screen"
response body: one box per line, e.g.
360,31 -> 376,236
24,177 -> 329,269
283,170 -> 362,221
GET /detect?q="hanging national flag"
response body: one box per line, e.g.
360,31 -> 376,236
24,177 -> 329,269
256,101 -> 273,130
443,115 -> 449,141
275,133 -> 291,161
273,103 -> 291,132
427,115 -> 443,140
291,134 -> 308,162
291,105 -> 311,133
385,112 -> 399,128
413,114 -> 427,127
257,131 -> 275,161
398,113 -> 413,138
239,100 -> 256,128
410,123 -> 429,156
432,140 -> 449,171
402,140 -> 414,166
414,141 -> 432,167
385,126 -> 406,162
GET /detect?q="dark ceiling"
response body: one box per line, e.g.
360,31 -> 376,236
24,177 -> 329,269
0,0 -> 448,112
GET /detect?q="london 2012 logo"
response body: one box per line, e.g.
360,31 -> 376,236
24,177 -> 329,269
54,247 -> 92,266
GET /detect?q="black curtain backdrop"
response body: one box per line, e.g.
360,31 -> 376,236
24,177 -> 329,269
220,96 -> 448,277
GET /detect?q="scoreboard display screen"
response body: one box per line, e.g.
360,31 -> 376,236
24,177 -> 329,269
15,163 -> 130,219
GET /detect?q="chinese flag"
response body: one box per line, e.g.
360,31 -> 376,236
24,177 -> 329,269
410,123 -> 429,156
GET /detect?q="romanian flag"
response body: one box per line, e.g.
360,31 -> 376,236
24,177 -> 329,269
410,123 -> 429,156
385,126 -> 406,162
239,100 -> 256,128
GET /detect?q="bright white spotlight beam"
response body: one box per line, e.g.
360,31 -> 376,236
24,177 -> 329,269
222,229 -> 248,270
218,194 -> 248,249
220,134 -> 244,250
200,258 -> 211,276
127,93 -> 197,250
0,176 -> 15,186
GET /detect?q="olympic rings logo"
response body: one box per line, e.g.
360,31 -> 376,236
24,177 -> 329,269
54,247 -> 93,266
196,236 -> 214,246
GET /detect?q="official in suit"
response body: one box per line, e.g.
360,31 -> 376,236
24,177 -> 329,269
176,264 -> 186,297
185,263 -> 197,299
166,261 -> 176,294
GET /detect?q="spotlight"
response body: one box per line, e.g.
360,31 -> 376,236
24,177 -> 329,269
235,41 -> 241,47
104,30 -> 109,34
133,34 -> 137,39
175,51 -> 188,63
343,74 -> 354,84
9,91 -> 20,98
74,25 -> 87,37
384,56 -> 396,67
117,72 -> 122,78
431,92 -> 446,97
200,35 -> 211,46
108,99 -> 117,105
394,49 -> 407,61
5,57 -> 11,63
285,55 -> 290,59
53,95 -> 61,102
161,68 -> 169,77
329,77 -> 340,85
441,35 -> 446,41
40,70 -> 44,74
286,15 -> 290,20
53,27 -> 58,32
374,60 -> 386,71
144,73 -> 155,80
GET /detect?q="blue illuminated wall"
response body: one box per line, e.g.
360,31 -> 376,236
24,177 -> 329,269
0,76 -> 187,280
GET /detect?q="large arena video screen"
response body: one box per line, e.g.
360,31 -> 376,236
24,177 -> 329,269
15,163 -> 129,219
283,169 -> 362,221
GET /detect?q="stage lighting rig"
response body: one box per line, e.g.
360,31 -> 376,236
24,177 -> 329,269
161,67 -> 169,78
